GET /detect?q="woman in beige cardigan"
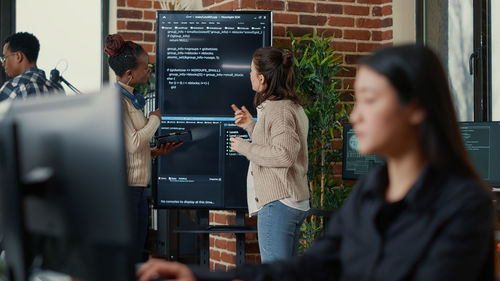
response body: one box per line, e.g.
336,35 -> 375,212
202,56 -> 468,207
104,34 -> 181,262
230,46 -> 310,263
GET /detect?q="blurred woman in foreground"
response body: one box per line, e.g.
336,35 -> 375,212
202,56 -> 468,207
137,44 -> 494,281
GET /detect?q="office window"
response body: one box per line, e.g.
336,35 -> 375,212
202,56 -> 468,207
420,0 -> 474,122
16,0 -> 103,93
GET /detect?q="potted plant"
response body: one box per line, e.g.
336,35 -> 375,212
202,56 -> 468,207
280,31 -> 352,251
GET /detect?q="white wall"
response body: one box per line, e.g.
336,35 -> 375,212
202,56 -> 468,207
16,0 -> 102,93
393,0 -> 416,45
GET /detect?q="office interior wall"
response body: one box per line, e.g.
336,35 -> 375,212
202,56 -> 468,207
393,0 -> 416,44
16,0 -> 102,93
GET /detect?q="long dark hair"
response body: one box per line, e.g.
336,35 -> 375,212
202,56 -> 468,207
252,46 -> 304,107
104,34 -> 146,77
359,45 -> 480,181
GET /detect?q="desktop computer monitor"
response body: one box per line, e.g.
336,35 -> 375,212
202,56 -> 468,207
342,123 -> 385,180
459,122 -> 500,187
0,87 -> 135,281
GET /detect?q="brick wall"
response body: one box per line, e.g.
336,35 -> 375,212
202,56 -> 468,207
115,0 -> 393,271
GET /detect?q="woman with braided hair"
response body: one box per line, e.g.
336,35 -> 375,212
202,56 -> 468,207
105,34 -> 181,262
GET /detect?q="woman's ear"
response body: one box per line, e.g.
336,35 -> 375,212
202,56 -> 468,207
258,73 -> 265,85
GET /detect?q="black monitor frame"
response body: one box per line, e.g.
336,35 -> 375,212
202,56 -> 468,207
0,88 -> 135,281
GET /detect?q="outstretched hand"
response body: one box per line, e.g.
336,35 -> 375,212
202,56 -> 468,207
231,104 -> 253,129
137,259 -> 196,281
151,142 -> 183,157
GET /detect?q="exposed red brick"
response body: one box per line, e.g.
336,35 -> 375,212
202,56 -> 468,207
211,1 -> 235,11
357,42 -> 384,52
382,5 -> 392,16
331,139 -> 343,150
214,213 -> 228,224
117,20 -> 126,30
209,212 -> 214,222
371,30 -> 394,41
126,0 -> 152,9
286,26 -> 314,37
226,240 -> 237,252
214,238 -> 227,249
382,30 -> 393,40
317,28 -> 342,38
245,241 -> 260,253
118,32 -> 143,41
273,25 -> 286,37
357,0 -> 384,3
221,252 -> 236,264
214,263 -> 226,271
149,55 -> 155,63
144,33 -> 155,42
328,16 -> 354,27
337,66 -> 356,77
316,3 -> 342,14
274,13 -> 298,24
331,41 -> 356,52
344,29 -> 370,40
239,0 -> 256,8
118,0 -> 125,6
382,18 -> 393,27
300,15 -> 327,26
118,9 -> 142,19
210,237 -> 215,247
127,21 -> 153,31
141,43 -> 154,53
144,10 -> 156,20
288,1 -> 315,13
153,1 -> 161,9
203,0 -> 215,6
215,0 -> 225,2
328,0 -> 354,2
274,38 -> 292,47
227,214 -> 236,225
210,249 -> 221,260
256,0 -> 284,10
245,233 -> 257,240
344,5 -> 369,16
372,6 -> 382,16
245,254 -> 261,263
344,54 -> 364,65
356,18 -> 382,28
333,163 -> 342,174
217,233 -> 235,239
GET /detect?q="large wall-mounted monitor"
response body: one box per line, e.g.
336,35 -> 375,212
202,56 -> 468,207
459,122 -> 500,187
342,123 -> 385,180
154,11 -> 272,209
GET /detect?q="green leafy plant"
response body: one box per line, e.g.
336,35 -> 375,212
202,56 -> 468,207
280,31 -> 353,251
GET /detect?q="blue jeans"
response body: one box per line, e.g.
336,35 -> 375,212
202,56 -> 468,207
130,186 -> 148,263
257,200 -> 307,263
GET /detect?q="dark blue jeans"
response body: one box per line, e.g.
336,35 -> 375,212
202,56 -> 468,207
130,186 -> 148,263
